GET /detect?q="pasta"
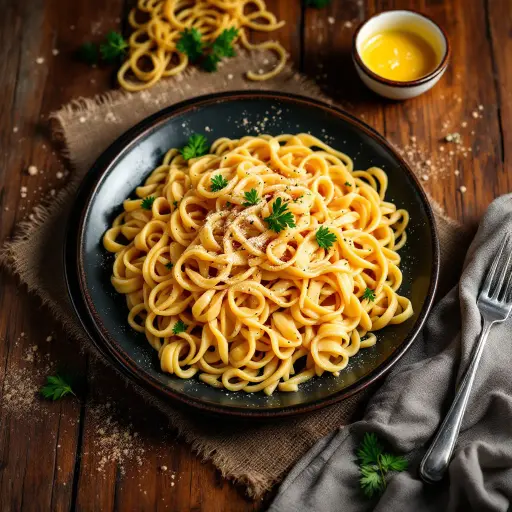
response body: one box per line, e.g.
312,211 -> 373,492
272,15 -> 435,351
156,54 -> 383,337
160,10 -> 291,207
103,134 -> 413,395
118,0 -> 287,91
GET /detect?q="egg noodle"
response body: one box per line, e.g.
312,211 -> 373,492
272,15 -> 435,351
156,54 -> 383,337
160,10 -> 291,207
103,134 -> 413,395
119,0 -> 287,91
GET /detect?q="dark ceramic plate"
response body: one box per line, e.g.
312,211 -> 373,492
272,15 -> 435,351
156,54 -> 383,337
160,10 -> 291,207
65,91 -> 439,418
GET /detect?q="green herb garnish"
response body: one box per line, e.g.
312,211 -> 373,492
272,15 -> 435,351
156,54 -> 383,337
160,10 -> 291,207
202,28 -> 238,72
362,287 -> 376,302
40,375 -> 76,401
242,189 -> 260,207
176,28 -> 203,62
77,42 -> 99,65
264,197 -> 296,233
344,181 -> 352,187
141,196 -> 155,210
172,320 -> 188,335
165,262 -> 174,270
210,174 -> 229,192
172,200 -> 179,209
316,226 -> 337,250
181,134 -> 209,160
100,31 -> 128,62
304,0 -> 331,7
357,433 -> 408,498
226,201 -> 232,208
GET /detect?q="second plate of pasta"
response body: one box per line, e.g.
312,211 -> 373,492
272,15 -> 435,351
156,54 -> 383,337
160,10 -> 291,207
65,91 -> 439,416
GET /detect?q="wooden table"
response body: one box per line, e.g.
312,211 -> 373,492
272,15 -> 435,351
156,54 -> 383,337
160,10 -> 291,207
1,0 -> 511,510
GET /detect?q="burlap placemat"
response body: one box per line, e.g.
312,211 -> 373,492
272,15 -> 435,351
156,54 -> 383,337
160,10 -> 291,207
0,51 -> 468,498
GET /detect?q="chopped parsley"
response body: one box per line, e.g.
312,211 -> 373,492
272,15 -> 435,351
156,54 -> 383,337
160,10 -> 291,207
202,28 -> 239,72
210,174 -> 229,192
316,226 -> 337,250
40,375 -> 76,401
141,196 -> 155,210
172,320 -> 188,335
165,262 -> 174,270
176,28 -> 203,62
344,181 -> 352,187
264,197 -> 296,233
181,134 -> 209,160
242,188 -> 260,207
357,433 -> 408,498
100,31 -> 128,62
172,200 -> 179,209
362,287 -> 376,302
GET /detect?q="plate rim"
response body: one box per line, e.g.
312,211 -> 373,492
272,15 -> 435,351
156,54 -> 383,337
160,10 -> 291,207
64,90 -> 440,418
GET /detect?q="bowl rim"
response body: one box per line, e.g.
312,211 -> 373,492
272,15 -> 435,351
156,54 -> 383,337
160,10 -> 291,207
64,90 -> 440,418
352,9 -> 451,88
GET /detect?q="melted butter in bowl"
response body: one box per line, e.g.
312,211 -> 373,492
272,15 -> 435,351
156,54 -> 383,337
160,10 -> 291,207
353,10 -> 450,100
361,29 -> 439,82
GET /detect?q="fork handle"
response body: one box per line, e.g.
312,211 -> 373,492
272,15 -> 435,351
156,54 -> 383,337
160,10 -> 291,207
419,319 -> 493,483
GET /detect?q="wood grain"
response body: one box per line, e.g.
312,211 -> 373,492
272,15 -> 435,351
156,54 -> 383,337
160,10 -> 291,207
0,0 -> 510,511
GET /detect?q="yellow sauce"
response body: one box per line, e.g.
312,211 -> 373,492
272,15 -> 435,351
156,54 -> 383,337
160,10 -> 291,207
361,29 -> 439,82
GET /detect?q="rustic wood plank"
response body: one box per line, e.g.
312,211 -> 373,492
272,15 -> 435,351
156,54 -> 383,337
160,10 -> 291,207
486,0 -> 512,195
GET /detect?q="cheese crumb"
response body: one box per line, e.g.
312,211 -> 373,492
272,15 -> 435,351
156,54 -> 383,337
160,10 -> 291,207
56,171 -> 64,179
421,174 -> 429,181
454,169 -> 460,176
46,335 -> 53,342
161,465 -> 168,471
344,21 -> 353,28
459,185 -> 467,193
52,49 -> 59,56
36,57 -> 45,64
79,116 -> 86,123
472,111 -> 479,119
28,165 -> 38,176
328,17 -> 335,25
13,126 -> 19,133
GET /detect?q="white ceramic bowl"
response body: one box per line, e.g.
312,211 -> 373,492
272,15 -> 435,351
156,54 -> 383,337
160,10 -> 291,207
352,10 -> 450,100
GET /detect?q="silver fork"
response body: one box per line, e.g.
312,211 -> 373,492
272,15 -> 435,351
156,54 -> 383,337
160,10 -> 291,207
420,233 -> 512,483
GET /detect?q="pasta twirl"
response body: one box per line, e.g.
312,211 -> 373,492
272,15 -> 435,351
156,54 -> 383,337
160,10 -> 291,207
118,0 -> 287,91
103,134 -> 413,395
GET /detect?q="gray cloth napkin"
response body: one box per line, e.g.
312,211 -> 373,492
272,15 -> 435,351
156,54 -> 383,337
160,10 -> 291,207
269,194 -> 512,512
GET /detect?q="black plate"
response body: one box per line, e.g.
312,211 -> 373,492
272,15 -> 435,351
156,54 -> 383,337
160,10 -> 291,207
65,91 -> 439,417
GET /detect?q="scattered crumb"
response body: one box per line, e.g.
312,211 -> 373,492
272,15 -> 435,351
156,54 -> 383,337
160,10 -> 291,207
56,171 -> 64,179
344,21 -> 353,29
328,17 -> 335,25
472,111 -> 479,119
421,174 -> 429,181
50,189 -> 56,196
90,404 -> 147,474
205,126 -> 211,132
52,49 -> 59,56
263,58 -> 269,65
454,169 -> 460,176
161,465 -> 168,471
461,121 -> 468,128
478,104 -> 484,111
28,165 -> 38,176
459,185 -> 467,193
227,73 -> 233,80
46,335 -> 53,342
444,132 -> 462,144
13,126 -> 18,133
36,57 -> 45,64
79,116 -> 86,123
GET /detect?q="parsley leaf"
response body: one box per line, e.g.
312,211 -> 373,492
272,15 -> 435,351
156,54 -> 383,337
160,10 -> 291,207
344,181 -> 352,187
165,262 -> 174,270
172,200 -> 179,209
264,197 -> 296,233
181,134 -> 209,160
77,42 -> 99,65
176,28 -> 203,62
380,453 -> 408,472
210,175 -> 229,192
316,226 -> 337,250
360,465 -> 384,498
242,189 -> 260,207
172,320 -> 188,335
201,28 -> 238,72
362,287 -> 376,302
40,375 -> 76,401
357,432 -> 383,466
141,196 -> 155,210
356,433 -> 408,499
304,0 -> 331,7
100,31 -> 128,62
